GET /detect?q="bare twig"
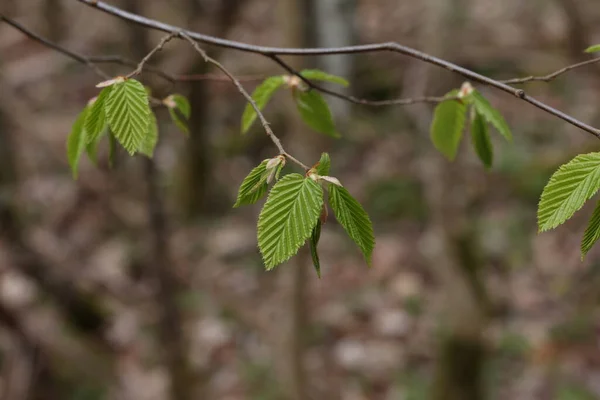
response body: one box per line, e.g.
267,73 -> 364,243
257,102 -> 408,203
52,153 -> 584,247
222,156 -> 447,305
179,32 -> 310,170
269,54 -> 447,106
0,15 -> 110,80
501,57 -> 600,84
74,0 -> 600,139
125,32 -> 177,78
0,15 -> 470,109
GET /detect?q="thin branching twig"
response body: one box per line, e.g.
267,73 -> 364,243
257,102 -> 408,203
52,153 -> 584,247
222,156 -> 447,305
179,32 -> 310,170
73,0 -> 600,139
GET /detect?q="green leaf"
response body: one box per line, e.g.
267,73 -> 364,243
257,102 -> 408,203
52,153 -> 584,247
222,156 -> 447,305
300,69 -> 349,87
328,184 -> 375,266
67,107 -> 89,179
169,108 -> 189,135
584,44 -> 600,53
233,160 -> 269,208
309,220 -> 322,278
139,111 -> 158,158
538,152 -> 600,232
430,98 -> 466,161
581,200 -> 600,259
86,129 -> 106,165
105,79 -> 151,155
84,86 -> 111,144
471,91 -> 512,142
294,90 -> 340,138
166,94 -> 191,135
315,152 -> 331,176
171,94 -> 190,119
241,76 -> 285,134
108,133 -> 117,168
257,174 -> 323,269
470,109 -> 493,168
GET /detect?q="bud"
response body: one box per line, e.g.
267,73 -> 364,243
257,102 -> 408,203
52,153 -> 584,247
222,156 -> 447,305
163,95 -> 177,109
266,167 -> 277,184
319,176 -> 342,187
284,75 -> 302,89
458,82 -> 474,98
96,76 -> 125,88
266,156 -> 282,170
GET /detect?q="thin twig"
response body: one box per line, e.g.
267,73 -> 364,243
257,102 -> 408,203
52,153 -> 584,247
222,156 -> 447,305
90,55 -> 177,82
0,14 -> 471,108
501,57 -> 600,84
179,32 -> 310,170
125,32 -> 177,78
269,54 -> 446,106
74,0 -> 600,139
0,15 -> 110,80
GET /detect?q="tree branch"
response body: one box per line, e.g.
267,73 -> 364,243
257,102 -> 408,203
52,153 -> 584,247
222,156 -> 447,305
0,14 -> 110,80
501,57 -> 600,84
125,31 -> 177,78
73,0 -> 600,139
179,32 -> 310,170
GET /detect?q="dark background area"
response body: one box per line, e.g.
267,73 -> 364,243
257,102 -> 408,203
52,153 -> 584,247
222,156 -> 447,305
1,0 -> 600,399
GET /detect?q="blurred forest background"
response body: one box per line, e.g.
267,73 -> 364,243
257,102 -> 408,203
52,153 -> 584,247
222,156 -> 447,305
1,0 -> 600,399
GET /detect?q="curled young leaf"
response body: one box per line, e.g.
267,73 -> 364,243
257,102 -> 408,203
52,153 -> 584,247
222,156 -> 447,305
233,160 -> 270,208
67,107 -> 89,179
300,69 -> 350,87
470,108 -> 493,168
310,220 -> 322,278
314,152 -> 331,176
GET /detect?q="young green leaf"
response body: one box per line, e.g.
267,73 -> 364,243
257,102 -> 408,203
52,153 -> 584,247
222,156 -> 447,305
139,111 -> 159,158
165,94 -> 191,135
84,86 -> 111,144
86,128 -> 105,165
315,152 -> 331,176
233,160 -> 270,208
67,107 -> 89,179
328,184 -> 375,266
470,109 -> 493,168
241,76 -> 285,134
538,152 -> 600,232
581,200 -> 600,259
257,174 -> 323,269
584,44 -> 600,53
430,98 -> 466,161
171,94 -> 190,119
108,133 -> 117,168
309,220 -> 322,278
294,90 -> 340,138
169,108 -> 189,135
471,91 -> 512,142
105,79 -> 151,155
300,69 -> 349,87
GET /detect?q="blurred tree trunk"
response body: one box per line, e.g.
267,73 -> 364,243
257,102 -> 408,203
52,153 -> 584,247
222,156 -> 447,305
121,1 -> 193,399
177,0 -> 245,218
555,0 -> 588,61
405,0 -> 489,399
270,2 -> 316,400
43,0 -> 65,42
313,0 -> 356,120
